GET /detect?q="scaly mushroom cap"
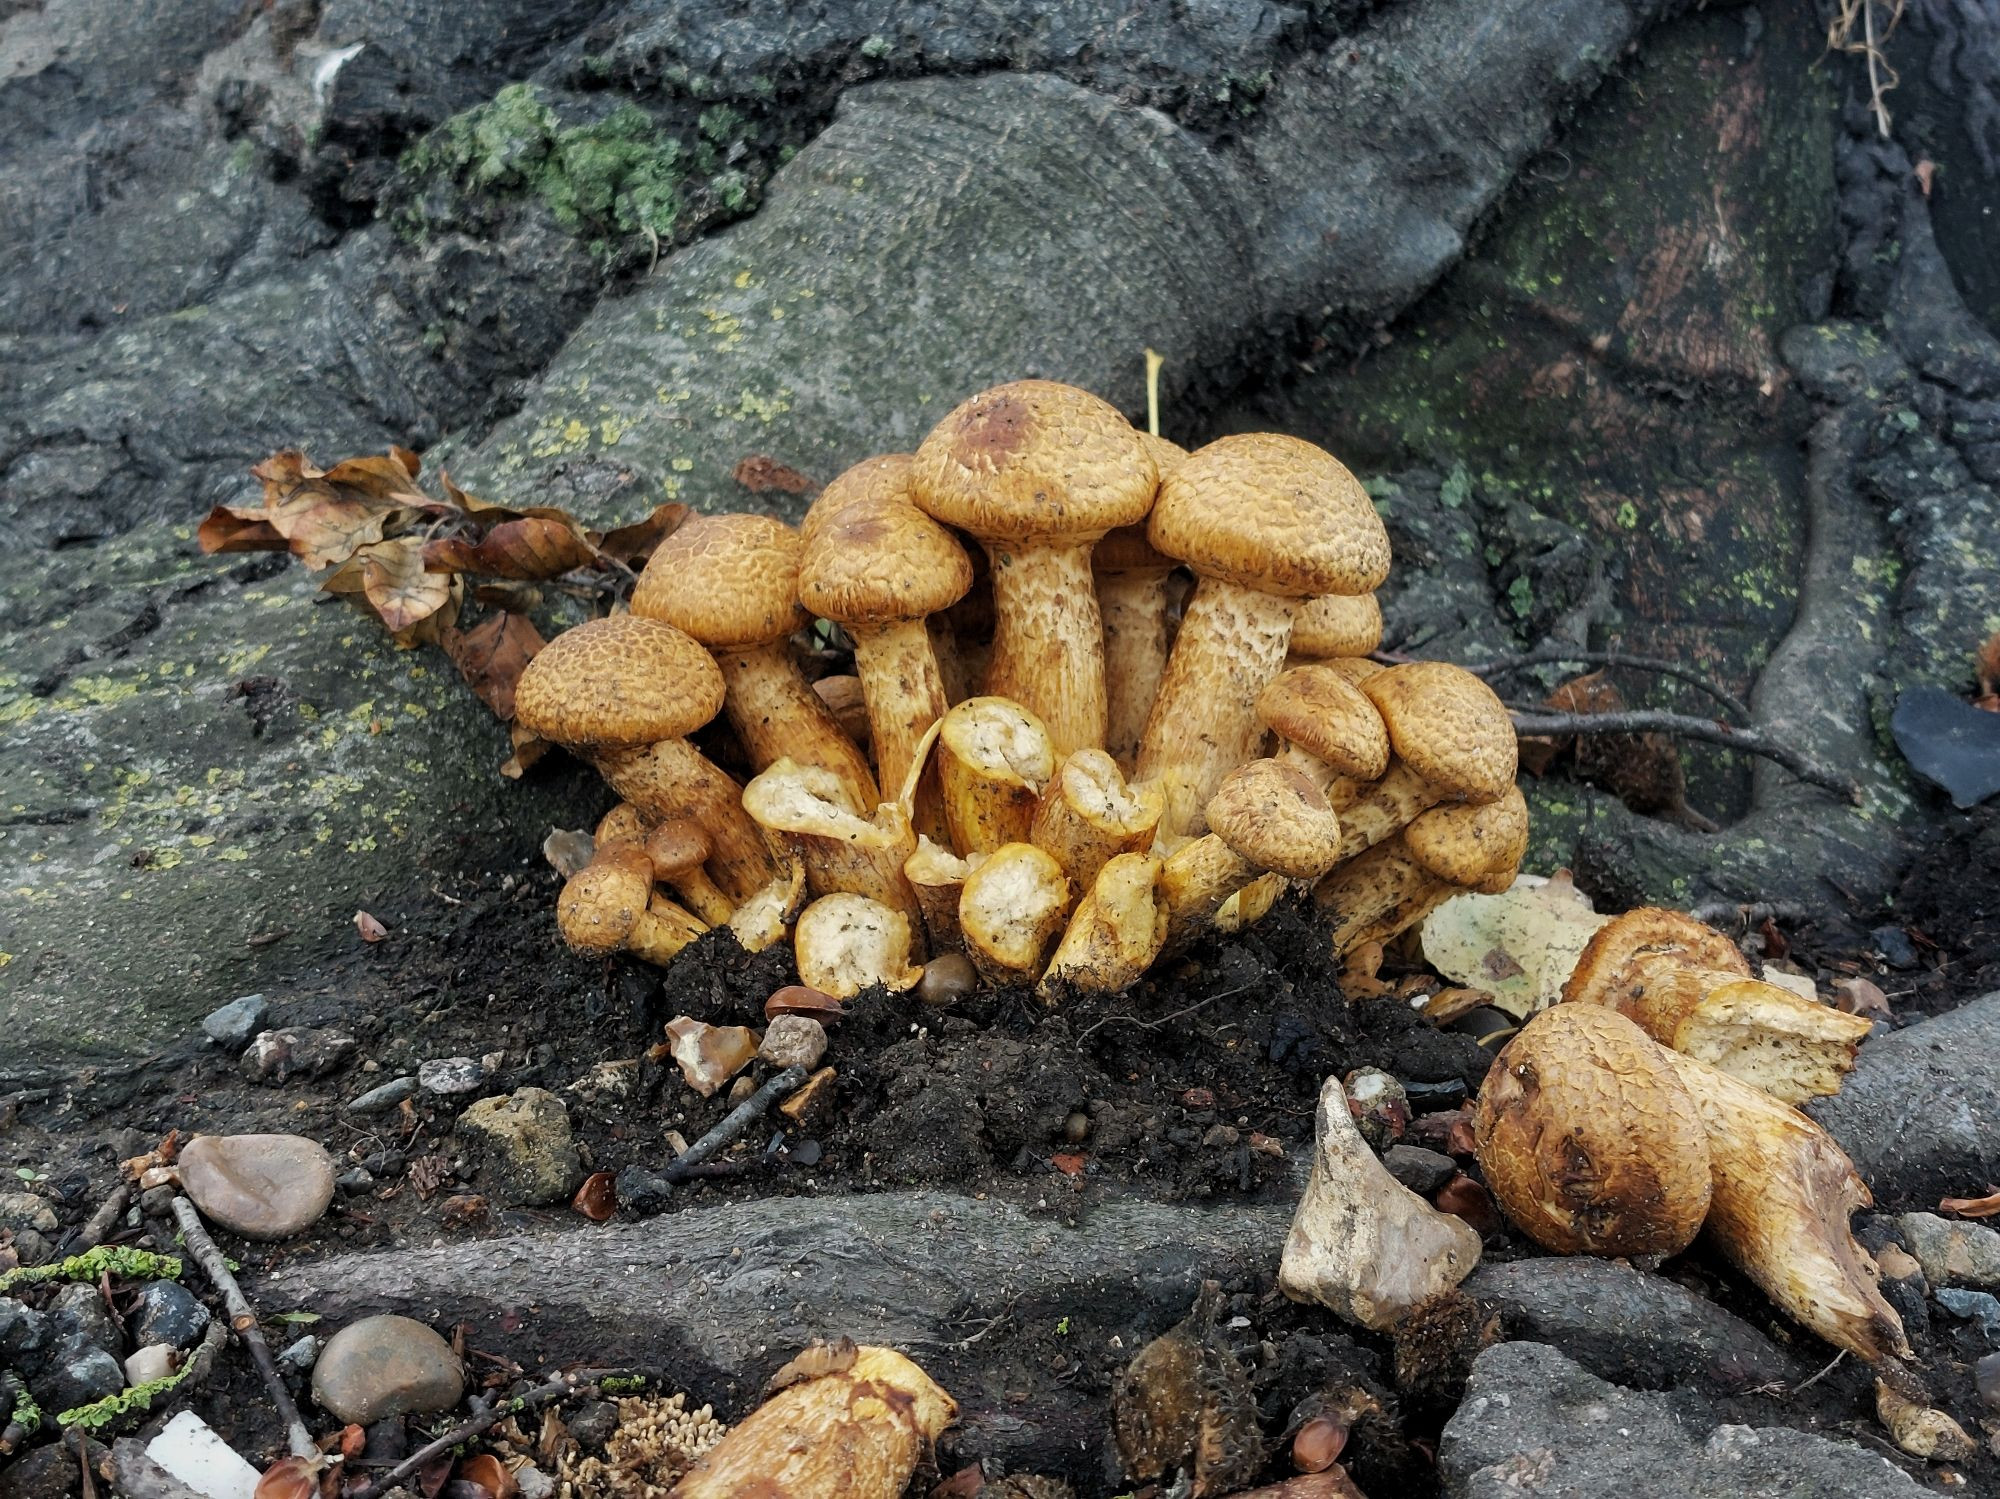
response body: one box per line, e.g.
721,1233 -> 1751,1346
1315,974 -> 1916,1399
556,843 -> 653,953
1403,785 -> 1530,889
1205,760 -> 1344,881
1563,907 -> 1751,1012
514,615 -> 723,750
631,511 -> 808,649
1321,658 -> 1384,687
799,457 -> 975,624
910,379 -> 1157,544
1291,592 -> 1383,658
1148,433 -> 1389,598
1256,666 -> 1391,780
1474,1005 -> 1713,1257
1360,662 -> 1517,802
595,802 -> 652,846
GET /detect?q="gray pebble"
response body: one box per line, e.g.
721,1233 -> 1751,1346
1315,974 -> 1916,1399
1383,1143 -> 1459,1197
1935,1287 -> 2000,1342
277,1334 -> 322,1377
201,995 -> 270,1051
132,1282 -> 210,1351
419,1057 -> 486,1096
348,1076 -> 419,1115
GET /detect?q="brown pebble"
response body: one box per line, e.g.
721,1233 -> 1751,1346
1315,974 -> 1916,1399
1292,1415 -> 1348,1473
1063,1111 -> 1090,1144
779,1067 -> 838,1129
918,952 -> 978,1006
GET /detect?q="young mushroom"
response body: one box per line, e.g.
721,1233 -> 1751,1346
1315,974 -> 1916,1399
958,842 -> 1073,986
556,842 -> 708,966
741,759 -> 922,932
642,817 -> 735,927
1287,592 -> 1383,663
799,455 -> 974,842
1095,433 -> 1187,770
1037,852 -> 1168,1001
1279,1074 -> 1483,1330
1160,760 -> 1344,950
1137,433 -> 1391,838
513,615 -> 773,900
1315,786 -> 1529,956
1256,664 -> 1391,804
793,893 -> 925,998
936,695 -> 1056,855
1029,748 -> 1165,895
911,379 -> 1158,755
632,511 -> 879,812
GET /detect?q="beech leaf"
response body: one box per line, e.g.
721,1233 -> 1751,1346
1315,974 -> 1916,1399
1939,1187 -> 2000,1218
353,537 -> 459,638
597,502 -> 690,565
440,611 -> 546,722
424,516 -> 596,579
732,454 -> 816,496
196,507 -> 288,553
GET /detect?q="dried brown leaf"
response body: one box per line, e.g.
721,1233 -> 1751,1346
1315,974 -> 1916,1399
1939,1187 -> 2000,1218
354,537 -> 459,636
245,449 -> 428,571
437,472 -> 578,527
409,1154 -> 452,1201
457,1454 -> 516,1499
1977,630 -> 2000,710
197,507 -> 289,553
732,455 -> 816,496
425,517 -> 596,580
596,502 -> 690,565
355,910 -> 388,943
440,612 -> 546,722
1832,976 -> 1893,1021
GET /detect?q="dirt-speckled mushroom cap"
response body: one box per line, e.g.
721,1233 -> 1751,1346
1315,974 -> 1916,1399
1291,592 -> 1384,657
644,817 -> 711,877
1203,759 -> 1344,881
1404,784 -> 1530,887
1360,662 -> 1517,802
910,380 -> 1157,544
1147,433 -> 1389,598
514,615 -> 724,750
631,511 -> 807,649
799,459 -> 975,624
1562,907 -> 1753,1012
1473,1004 -> 1712,1257
1256,665 -> 1391,780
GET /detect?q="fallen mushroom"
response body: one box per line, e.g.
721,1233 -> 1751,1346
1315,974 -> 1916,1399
958,841 -> 1073,985
1287,591 -> 1383,663
936,695 -> 1056,854
514,615 -> 773,900
1662,1047 -> 1910,1363
1875,1377 -> 1977,1462
904,835 -> 979,954
1472,1005 -> 1713,1257
1095,434 -> 1186,769
911,379 -> 1158,755
633,511 -> 879,811
643,818 -> 736,927
1138,433 -> 1390,837
669,1344 -> 955,1499
1564,908 -> 1871,1103
799,454 -> 974,841
1161,760 -> 1343,950
557,842 -> 708,965
1038,852 -> 1168,1001
1029,747 -> 1165,893
1315,786 -> 1529,957
793,892 -> 924,998
1278,1073 -> 1483,1329
742,758 -> 922,931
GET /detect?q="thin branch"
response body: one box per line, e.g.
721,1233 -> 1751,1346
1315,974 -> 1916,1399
1461,647 -> 1752,722
73,1185 -> 131,1253
169,1196 -> 316,1458
664,1065 -> 807,1181
1510,710 -> 1861,803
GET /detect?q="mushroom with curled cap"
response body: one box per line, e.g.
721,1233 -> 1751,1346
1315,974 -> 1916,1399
1330,661 -> 1517,862
555,841 -> 708,966
1287,592 -> 1383,663
911,380 -> 1157,756
1256,664 -> 1391,803
1028,747 -> 1164,895
632,511 -> 879,813
1160,759 -> 1344,950
513,614 -> 773,901
1037,851 -> 1168,1002
1137,433 -> 1391,838
793,892 -> 924,999
1094,432 -> 1188,770
741,758 -> 923,934
799,455 -> 974,842
1315,786 -> 1530,957
903,835 -> 978,954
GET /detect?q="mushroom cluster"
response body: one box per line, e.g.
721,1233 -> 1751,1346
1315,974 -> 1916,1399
515,378 -> 1525,996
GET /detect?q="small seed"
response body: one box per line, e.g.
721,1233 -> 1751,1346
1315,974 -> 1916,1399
765,984 -> 847,1022
1063,1110 -> 1091,1144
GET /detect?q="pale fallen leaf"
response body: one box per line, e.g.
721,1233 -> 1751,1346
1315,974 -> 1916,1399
1832,976 -> 1893,1021
355,910 -> 388,943
1419,870 -> 1607,1019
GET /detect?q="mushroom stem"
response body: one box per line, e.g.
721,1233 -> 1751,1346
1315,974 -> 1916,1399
718,640 -> 879,812
1315,837 -> 1447,955
593,739 -> 773,901
1159,836 -> 1259,948
849,617 -> 951,843
982,541 -> 1110,756
1029,748 -> 1164,894
1137,578 -> 1298,837
741,760 -> 923,934
1037,852 -> 1167,1002
793,894 -> 924,999
1215,873 -> 1285,934
1097,565 -> 1174,772
904,836 -> 977,954
1325,760 -> 1436,863
727,854 -> 806,954
936,696 -> 1056,855
958,842 -> 1073,986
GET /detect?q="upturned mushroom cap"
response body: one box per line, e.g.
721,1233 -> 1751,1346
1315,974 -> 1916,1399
1563,907 -> 1752,1012
1403,785 -> 1530,887
1360,662 -> 1517,802
631,511 -> 807,649
1204,760 -> 1343,881
799,457 -> 975,624
1257,666 -> 1391,780
514,615 -> 724,750
1148,433 -> 1389,597
910,379 -> 1156,544
1291,592 -> 1383,658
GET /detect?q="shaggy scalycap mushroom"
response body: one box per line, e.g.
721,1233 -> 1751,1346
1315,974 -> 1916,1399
1137,433 -> 1390,837
1256,664 -> 1391,800
1161,759 -> 1343,947
1094,432 -> 1187,770
1318,786 -> 1529,955
912,379 -> 1157,755
1289,592 -> 1383,661
634,511 -> 879,812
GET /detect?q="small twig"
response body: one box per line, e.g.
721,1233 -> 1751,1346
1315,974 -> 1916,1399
663,1065 -> 807,1182
73,1185 -> 131,1253
1463,647 -> 1752,722
1689,898 -> 1812,931
349,1369 -> 632,1499
1075,982 -> 1255,1043
1509,710 -> 1862,803
169,1196 -> 316,1458
1791,1348 -> 1847,1396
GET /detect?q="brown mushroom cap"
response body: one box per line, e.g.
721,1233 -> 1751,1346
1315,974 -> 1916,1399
799,461 -> 975,624
1093,523 -> 1175,574
556,843 -> 654,953
1563,907 -> 1752,1012
1291,592 -> 1383,658
1360,662 -> 1517,802
909,380 -> 1156,544
514,615 -> 724,750
631,512 -> 808,649
1403,785 -> 1530,887
1204,759 -> 1344,880
1321,658 -> 1384,687
644,817 -> 712,877
1148,433 -> 1389,598
1257,666 -> 1391,780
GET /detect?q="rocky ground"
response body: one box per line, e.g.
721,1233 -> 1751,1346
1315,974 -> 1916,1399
5,0 -> 2000,1494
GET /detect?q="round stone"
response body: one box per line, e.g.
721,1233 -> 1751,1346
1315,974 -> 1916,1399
177,1134 -> 335,1241
312,1315 -> 464,1426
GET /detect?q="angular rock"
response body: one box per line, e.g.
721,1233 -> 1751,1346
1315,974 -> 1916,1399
1382,1144 -> 1458,1198
664,1019 -> 760,1099
1463,1260 -> 1798,1393
132,1281 -> 211,1351
48,1283 -> 121,1358
1898,1212 -> 2000,1291
419,1056 -> 486,1096
30,1340 -> 126,1414
177,1133 -> 336,1240
0,1442 -> 87,1499
1934,1288 -> 2000,1342
201,995 -> 269,1051
757,1016 -> 827,1072
241,1027 -> 358,1084
1440,1342 -> 1926,1498
145,1410 -> 262,1499
9,1229 -> 54,1268
1891,686 -> 2000,809
311,1314 -> 465,1425
0,1297 -> 54,1374
453,1088 -> 581,1207
276,1334 -> 321,1377
1807,995 -> 2000,1207
347,1076 -> 419,1114
0,1191 -> 58,1235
